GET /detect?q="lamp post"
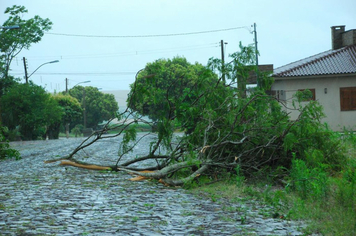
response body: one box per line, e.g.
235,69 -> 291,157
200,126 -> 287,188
253,23 -> 259,87
66,79 -> 91,94
83,88 -> 87,129
24,59 -> 59,83
65,80 -> 90,138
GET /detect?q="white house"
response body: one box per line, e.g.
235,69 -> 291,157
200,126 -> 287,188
271,25 -> 356,131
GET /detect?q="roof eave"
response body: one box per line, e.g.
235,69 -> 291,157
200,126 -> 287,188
272,72 -> 356,80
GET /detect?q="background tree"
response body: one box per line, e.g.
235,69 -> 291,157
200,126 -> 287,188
0,5 -> 52,80
47,94 -> 82,139
68,86 -> 118,129
1,82 -> 62,140
0,5 -> 52,132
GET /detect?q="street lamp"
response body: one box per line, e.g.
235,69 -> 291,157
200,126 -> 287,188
74,80 -> 91,87
66,79 -> 91,93
25,60 -> 59,83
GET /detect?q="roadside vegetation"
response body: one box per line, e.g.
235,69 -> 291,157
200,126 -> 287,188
0,6 -> 118,142
189,130 -> 356,235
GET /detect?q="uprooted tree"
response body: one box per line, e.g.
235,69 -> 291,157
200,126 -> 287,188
45,44 -> 344,186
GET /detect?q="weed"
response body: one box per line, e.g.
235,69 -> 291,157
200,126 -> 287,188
220,216 -> 235,222
235,165 -> 245,187
181,210 -> 193,216
195,225 -> 205,231
47,218 -> 56,226
159,220 -> 168,226
222,205 -> 239,212
258,208 -> 271,218
210,193 -> 217,202
240,215 -> 246,224
143,203 -> 155,208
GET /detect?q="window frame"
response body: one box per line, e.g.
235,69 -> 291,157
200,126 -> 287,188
340,87 -> 356,111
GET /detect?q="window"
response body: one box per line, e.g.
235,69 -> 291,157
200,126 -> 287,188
340,87 -> 356,111
298,89 -> 316,101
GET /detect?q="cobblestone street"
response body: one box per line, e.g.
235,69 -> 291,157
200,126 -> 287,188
0,135 -> 308,235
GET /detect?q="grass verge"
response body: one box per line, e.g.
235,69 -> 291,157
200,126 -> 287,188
189,135 -> 356,235
190,177 -> 355,235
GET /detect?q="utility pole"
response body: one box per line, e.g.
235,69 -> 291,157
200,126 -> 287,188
65,78 -> 69,138
23,57 -> 28,83
253,23 -> 259,87
220,40 -> 226,83
83,87 -> 87,129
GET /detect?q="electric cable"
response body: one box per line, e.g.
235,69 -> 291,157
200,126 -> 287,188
45,26 -> 248,38
14,43 -> 219,61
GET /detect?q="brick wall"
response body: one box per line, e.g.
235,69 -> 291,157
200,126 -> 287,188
342,29 -> 356,47
331,25 -> 345,50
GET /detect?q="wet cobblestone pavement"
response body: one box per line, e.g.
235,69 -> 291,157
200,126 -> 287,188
1,135 -> 309,235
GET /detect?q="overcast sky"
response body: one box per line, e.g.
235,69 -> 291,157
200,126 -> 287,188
1,0 -> 355,92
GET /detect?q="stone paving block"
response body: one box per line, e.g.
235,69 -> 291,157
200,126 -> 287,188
0,136 -> 313,235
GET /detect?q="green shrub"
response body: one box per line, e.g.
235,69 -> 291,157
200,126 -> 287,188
288,157 -> 329,200
335,159 -> 356,209
235,165 -> 245,187
0,125 -> 20,160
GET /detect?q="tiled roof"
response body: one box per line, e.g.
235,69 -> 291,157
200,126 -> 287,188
273,45 -> 356,77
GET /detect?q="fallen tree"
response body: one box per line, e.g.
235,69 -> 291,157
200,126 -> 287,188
45,45 -> 344,186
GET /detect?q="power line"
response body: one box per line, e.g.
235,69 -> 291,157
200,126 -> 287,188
10,71 -> 137,76
45,26 -> 248,38
14,43 -> 218,61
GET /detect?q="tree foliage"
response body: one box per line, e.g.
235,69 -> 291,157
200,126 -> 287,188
68,86 -> 118,129
0,5 -> 52,80
0,124 -> 20,160
53,94 -> 82,126
46,94 -> 83,139
0,5 -> 53,142
127,57 -> 219,123
1,82 -> 62,140
49,44 -> 346,187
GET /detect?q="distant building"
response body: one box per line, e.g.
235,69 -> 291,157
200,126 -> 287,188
271,25 -> 356,131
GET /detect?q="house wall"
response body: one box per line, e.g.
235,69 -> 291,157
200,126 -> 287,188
271,74 -> 356,131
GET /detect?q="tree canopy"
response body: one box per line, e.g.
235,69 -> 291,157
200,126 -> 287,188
0,5 -> 52,80
43,94 -> 83,139
1,82 -> 62,140
0,5 -> 59,141
127,56 -> 220,126
68,86 -> 118,129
